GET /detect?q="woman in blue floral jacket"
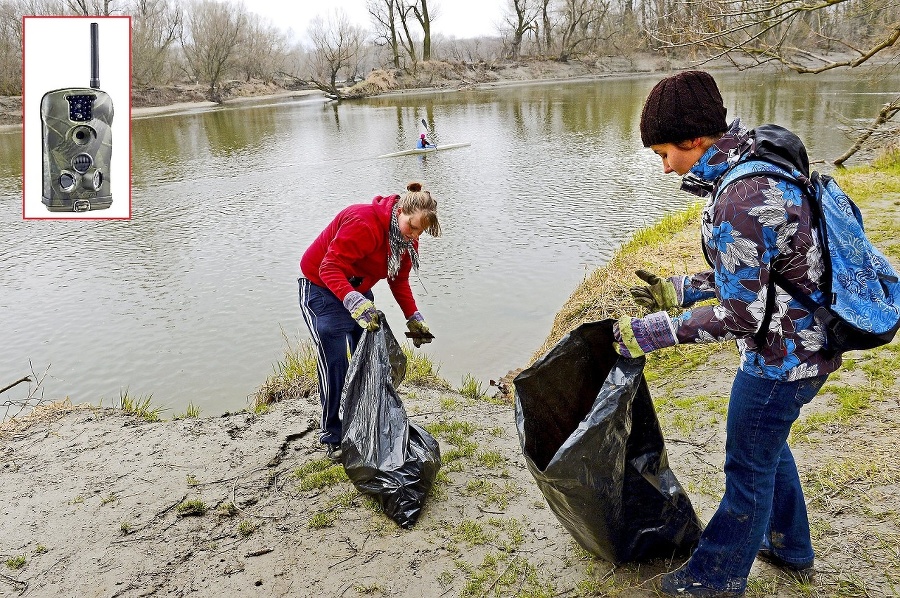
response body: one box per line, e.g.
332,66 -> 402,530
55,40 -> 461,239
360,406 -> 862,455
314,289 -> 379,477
614,71 -> 839,597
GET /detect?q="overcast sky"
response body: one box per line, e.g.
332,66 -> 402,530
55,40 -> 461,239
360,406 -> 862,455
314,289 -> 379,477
246,0 -> 505,41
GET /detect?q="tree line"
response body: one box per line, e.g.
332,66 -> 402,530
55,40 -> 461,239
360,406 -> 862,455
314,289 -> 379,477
0,0 -> 897,120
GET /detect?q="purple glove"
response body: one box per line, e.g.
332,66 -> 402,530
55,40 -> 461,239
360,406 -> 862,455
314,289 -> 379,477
612,312 -> 678,358
343,291 -> 379,331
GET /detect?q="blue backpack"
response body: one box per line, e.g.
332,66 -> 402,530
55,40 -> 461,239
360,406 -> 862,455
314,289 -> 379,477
715,128 -> 900,357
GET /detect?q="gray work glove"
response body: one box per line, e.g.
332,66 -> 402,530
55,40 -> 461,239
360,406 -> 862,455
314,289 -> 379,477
343,291 -> 380,331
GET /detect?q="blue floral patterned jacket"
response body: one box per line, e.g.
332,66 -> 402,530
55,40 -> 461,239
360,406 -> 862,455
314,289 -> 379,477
668,119 -> 842,381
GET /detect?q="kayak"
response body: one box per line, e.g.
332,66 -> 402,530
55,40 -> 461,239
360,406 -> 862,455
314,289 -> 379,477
376,142 -> 471,158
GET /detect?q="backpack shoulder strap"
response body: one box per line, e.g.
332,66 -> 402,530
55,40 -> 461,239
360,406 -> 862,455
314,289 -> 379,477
713,159 -> 823,347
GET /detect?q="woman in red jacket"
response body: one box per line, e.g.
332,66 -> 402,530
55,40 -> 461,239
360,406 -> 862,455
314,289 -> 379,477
298,182 -> 441,462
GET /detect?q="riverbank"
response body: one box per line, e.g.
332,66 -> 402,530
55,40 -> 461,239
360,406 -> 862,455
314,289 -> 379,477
0,54 -> 720,129
3,160 -> 898,596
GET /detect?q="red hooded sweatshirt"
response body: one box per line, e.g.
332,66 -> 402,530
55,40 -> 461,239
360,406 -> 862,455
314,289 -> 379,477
300,195 -> 418,318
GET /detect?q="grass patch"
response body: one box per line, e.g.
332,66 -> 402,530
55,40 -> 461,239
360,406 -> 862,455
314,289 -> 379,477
403,346 -> 452,389
477,450 -> 505,469
5,555 -> 25,570
176,498 -> 207,516
295,460 -> 348,491
173,402 -> 201,419
458,374 -> 486,400
119,390 -> 163,422
452,520 -> 490,546
252,335 -> 317,411
308,511 -> 338,529
238,519 -> 256,536
534,202 -> 707,360
459,553 -> 554,597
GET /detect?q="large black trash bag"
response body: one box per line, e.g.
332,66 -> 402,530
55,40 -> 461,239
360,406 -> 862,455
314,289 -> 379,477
340,316 -> 441,529
514,319 -> 702,564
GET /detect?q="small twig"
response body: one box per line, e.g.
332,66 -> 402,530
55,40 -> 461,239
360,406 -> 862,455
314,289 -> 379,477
0,572 -> 27,592
480,559 -> 518,597
244,547 -> 274,558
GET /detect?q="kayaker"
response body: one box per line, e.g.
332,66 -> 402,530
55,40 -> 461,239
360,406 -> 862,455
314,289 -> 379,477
418,133 -> 435,149
613,70 -> 835,596
298,182 -> 441,463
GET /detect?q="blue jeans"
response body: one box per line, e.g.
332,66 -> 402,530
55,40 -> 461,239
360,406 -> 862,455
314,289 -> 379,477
297,278 -> 370,444
683,369 -> 828,593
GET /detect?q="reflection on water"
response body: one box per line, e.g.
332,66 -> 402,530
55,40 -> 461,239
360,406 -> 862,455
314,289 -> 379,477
1,70 -> 897,414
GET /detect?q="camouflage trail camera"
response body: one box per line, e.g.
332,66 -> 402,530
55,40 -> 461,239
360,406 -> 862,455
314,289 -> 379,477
41,22 -> 113,212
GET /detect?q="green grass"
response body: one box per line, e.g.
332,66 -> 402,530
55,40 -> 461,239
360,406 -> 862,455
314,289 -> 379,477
5,555 -> 25,570
458,553 -> 554,597
403,345 -> 452,389
308,511 -> 338,529
174,402 -> 201,419
452,520 -> 490,545
238,519 -> 256,536
175,498 -> 207,516
295,460 -> 348,491
119,390 -> 164,422
458,374 -> 486,400
252,335 -> 318,411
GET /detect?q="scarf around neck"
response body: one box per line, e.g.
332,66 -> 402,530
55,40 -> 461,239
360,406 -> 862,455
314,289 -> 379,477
388,208 -> 419,280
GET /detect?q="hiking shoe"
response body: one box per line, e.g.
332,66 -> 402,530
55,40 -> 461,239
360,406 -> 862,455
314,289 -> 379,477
660,564 -> 744,597
325,443 -> 343,463
756,549 -> 815,583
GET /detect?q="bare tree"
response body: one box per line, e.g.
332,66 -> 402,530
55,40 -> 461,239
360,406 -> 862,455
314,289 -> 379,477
67,0 -> 119,15
180,0 -> 247,102
556,0 -> 610,61
648,0 -> 900,162
502,0 -> 539,59
238,12 -> 288,83
649,0 -> 900,73
306,10 -> 366,99
0,2 -> 22,94
408,0 -> 435,61
395,1 -> 419,67
368,0 -> 402,69
129,0 -> 183,87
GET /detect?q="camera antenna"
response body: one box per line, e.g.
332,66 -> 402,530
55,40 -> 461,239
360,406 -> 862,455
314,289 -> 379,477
90,22 -> 100,89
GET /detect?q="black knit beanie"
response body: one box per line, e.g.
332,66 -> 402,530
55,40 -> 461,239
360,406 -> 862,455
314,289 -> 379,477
640,70 -> 728,147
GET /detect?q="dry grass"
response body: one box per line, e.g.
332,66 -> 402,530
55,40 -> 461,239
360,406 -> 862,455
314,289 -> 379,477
0,398 -> 95,439
533,203 -> 708,361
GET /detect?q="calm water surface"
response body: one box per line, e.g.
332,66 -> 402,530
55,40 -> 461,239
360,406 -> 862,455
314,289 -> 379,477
1,70 -> 897,414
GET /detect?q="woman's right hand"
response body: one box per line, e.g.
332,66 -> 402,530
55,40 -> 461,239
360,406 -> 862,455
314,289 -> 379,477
343,291 -> 380,331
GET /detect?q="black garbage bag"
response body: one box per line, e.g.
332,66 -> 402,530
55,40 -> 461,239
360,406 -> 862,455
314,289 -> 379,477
340,316 -> 441,529
514,319 -> 702,564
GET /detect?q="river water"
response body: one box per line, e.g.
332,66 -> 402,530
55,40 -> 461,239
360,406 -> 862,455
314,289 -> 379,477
1,69 -> 897,415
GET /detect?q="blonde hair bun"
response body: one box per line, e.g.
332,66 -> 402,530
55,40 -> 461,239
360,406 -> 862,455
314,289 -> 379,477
406,182 -> 422,192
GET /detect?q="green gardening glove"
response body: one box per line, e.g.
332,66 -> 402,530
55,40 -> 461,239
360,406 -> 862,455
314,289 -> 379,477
629,269 -> 680,311
406,311 -> 433,348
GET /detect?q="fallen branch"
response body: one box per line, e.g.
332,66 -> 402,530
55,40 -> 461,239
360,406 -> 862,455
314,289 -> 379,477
0,376 -> 31,395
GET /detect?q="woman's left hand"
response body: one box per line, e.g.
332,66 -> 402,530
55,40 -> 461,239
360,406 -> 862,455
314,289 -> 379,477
407,312 -> 433,347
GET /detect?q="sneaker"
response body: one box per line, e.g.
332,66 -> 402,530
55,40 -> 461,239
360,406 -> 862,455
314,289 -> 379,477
660,564 -> 744,597
756,548 -> 815,583
325,443 -> 343,463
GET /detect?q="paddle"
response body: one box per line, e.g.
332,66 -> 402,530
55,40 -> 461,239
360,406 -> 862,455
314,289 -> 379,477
420,118 -> 437,147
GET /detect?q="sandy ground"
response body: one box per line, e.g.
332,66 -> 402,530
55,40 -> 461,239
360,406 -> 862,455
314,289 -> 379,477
3,336 -> 899,597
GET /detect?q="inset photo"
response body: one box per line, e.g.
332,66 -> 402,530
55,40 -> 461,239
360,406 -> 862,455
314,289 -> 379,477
23,16 -> 131,219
